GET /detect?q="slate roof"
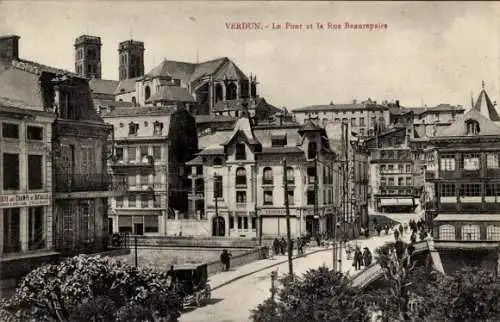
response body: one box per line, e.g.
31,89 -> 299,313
212,59 -> 247,81
185,155 -> 204,165
146,60 -> 196,84
146,86 -> 195,103
473,89 -> 500,121
190,58 -> 227,82
434,108 -> 500,137
90,79 -> 119,95
114,77 -> 141,94
213,97 -> 280,113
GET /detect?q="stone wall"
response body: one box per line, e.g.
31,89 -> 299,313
126,235 -> 259,248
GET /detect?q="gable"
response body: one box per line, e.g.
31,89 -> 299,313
435,108 -> 500,137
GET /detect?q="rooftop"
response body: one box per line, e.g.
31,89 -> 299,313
101,105 -> 175,118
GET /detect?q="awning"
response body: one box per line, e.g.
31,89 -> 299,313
379,198 -> 414,206
434,214 -> 500,222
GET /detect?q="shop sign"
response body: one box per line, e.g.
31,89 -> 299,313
259,209 -> 296,216
0,193 -> 51,208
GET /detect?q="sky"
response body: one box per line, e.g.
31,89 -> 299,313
0,1 -> 499,110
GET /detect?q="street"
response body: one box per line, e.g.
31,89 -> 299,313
180,232 -> 405,322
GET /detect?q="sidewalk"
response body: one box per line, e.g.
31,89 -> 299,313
209,231 -> 411,291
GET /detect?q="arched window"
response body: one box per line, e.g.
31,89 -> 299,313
263,167 -> 273,185
131,96 -> 137,106
213,157 -> 223,166
461,224 -> 480,240
465,119 -> 480,135
235,167 -> 247,186
226,82 -> 237,100
439,224 -> 455,240
215,84 -> 223,102
486,225 -> 500,240
286,167 -> 294,184
308,141 -> 317,160
145,86 -> 151,101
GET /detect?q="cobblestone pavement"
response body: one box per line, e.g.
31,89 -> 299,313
180,232 -> 410,322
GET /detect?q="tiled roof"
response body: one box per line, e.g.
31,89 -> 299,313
90,79 -> 119,95
146,60 -> 196,84
195,114 -> 237,124
389,107 -> 412,115
101,105 -> 175,118
190,57 -> 227,82
16,58 -> 82,78
473,89 -> 500,121
93,99 -> 135,108
212,60 -> 248,81
197,147 -> 225,155
198,130 -> 233,150
114,77 -> 140,94
435,108 -> 500,137
0,62 -> 44,108
424,104 -> 465,113
146,86 -> 195,103
185,155 -> 203,165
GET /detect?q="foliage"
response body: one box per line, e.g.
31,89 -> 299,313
250,266 -> 371,322
418,267 -> 500,322
374,241 -> 408,268
0,255 -> 182,322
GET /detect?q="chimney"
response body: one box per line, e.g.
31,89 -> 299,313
395,100 -> 400,108
0,35 -> 20,61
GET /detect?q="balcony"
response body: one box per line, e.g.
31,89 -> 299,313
440,169 -> 481,179
110,157 -> 154,168
236,202 -> 254,210
128,183 -> 162,192
188,192 -> 204,200
56,172 -> 127,195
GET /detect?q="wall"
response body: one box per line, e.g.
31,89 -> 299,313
165,219 -> 212,236
439,249 -> 497,275
126,235 -> 259,248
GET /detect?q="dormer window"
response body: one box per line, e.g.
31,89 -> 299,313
271,135 -> 287,147
307,141 -> 317,160
214,157 -> 223,166
235,143 -> 246,160
466,119 -> 480,135
128,122 -> 139,135
153,121 -> 164,136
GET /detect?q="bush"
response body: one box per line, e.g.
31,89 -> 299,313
250,266 -> 370,322
0,255 -> 182,322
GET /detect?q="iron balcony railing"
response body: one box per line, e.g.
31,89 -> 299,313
56,172 -> 128,193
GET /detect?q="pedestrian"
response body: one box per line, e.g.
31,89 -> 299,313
280,237 -> 286,255
220,249 -> 232,271
399,224 -> 403,236
376,225 -> 381,236
353,247 -> 363,270
404,223 -> 409,233
273,238 -> 280,257
384,225 -> 389,235
410,230 -> 417,244
394,228 -> 400,241
362,247 -> 372,266
167,265 -> 176,290
297,237 -> 303,255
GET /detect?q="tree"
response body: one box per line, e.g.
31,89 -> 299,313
0,255 -> 182,322
250,266 -> 371,322
419,267 -> 500,322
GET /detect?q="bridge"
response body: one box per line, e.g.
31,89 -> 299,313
351,239 -> 444,289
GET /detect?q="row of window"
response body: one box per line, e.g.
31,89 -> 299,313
128,174 -> 162,186
115,195 -> 162,208
117,215 -> 159,234
440,152 -> 500,171
1,123 -> 44,141
3,153 -> 43,191
380,176 -> 413,186
379,150 -> 412,160
115,145 -> 162,162
3,207 -> 44,253
379,188 -> 415,195
379,164 -> 412,173
126,121 -> 164,136
440,183 -> 500,197
439,224 -> 500,241
229,216 -> 257,230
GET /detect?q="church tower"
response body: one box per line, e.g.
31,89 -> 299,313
74,35 -> 102,79
118,40 -> 145,80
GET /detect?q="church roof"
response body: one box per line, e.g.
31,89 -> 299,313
144,57 -> 248,85
434,108 -> 500,137
473,88 -> 500,121
146,86 -> 195,103
89,79 -> 119,95
114,77 -> 140,94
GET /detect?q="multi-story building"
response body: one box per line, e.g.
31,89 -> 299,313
425,85 -> 500,274
103,104 -> 198,235
184,112 -> 338,238
293,98 -> 391,137
0,35 -> 126,279
74,35 -> 102,79
118,40 -> 145,81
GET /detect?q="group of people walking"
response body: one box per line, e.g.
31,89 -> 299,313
352,246 -> 373,270
272,235 -> 308,257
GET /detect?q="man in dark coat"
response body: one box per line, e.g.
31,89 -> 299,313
273,238 -> 280,256
220,249 -> 232,271
394,228 -> 400,241
362,247 -> 372,266
353,247 -> 363,270
280,237 -> 287,255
